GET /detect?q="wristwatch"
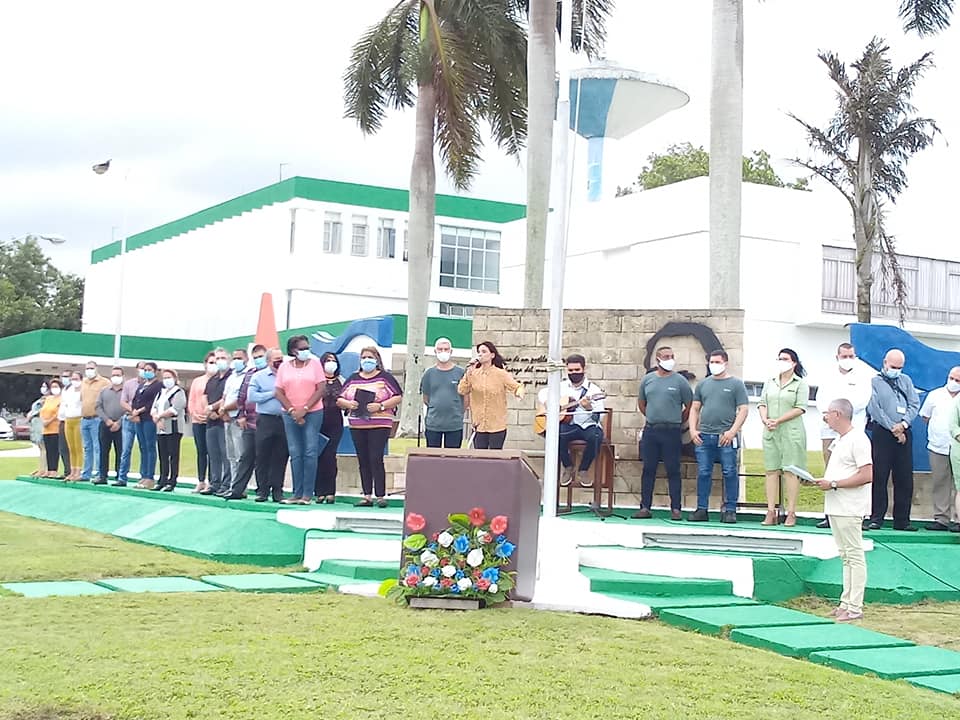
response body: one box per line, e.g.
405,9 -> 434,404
830,480 -> 838,490
379,402 -> 385,411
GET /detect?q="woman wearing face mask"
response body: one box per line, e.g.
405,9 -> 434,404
27,383 -> 48,476
151,369 -> 187,492
457,341 -> 523,450
131,361 -> 163,489
758,348 -> 810,526
188,352 -> 217,493
315,352 -> 345,504
40,379 -> 63,478
58,371 -> 85,480
337,347 -> 403,507
275,335 -> 327,505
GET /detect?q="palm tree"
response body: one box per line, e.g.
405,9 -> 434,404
790,39 -> 940,323
522,0 -> 613,308
898,0 -> 955,34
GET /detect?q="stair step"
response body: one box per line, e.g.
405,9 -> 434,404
599,591 -> 757,612
579,566 -> 734,597
317,559 -> 397,581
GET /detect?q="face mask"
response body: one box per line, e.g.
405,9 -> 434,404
70,379 -> 81,389
947,380 -> 960,393
658,358 -> 676,372
324,361 -> 338,375
272,360 -> 282,370
253,356 -> 267,370
838,358 -> 856,372
206,362 -> 217,375
111,376 -> 123,386
776,360 -> 794,374
143,371 -> 156,381
360,358 -> 378,373
51,387 -> 62,396
567,372 -> 585,385
231,359 -> 246,372
60,376 -> 70,385
709,362 -> 726,376
84,369 -> 96,379
436,351 -> 452,363
137,369 -> 145,379
216,359 -> 229,372
162,378 -> 175,389
883,367 -> 902,380
296,350 -> 311,362
40,385 -> 48,395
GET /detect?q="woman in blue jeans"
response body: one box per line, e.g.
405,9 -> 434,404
130,361 -> 163,488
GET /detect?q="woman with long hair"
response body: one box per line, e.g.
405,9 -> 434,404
152,369 -> 187,492
315,352 -> 345,504
131,361 -> 163,489
59,370 -> 84,480
39,379 -> 62,478
189,351 -> 216,493
457,340 -> 523,450
27,381 -> 48,476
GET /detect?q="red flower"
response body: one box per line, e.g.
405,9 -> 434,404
469,507 -> 487,526
477,531 -> 493,544
472,570 -> 481,579
440,578 -> 453,588
439,558 -> 449,566
405,512 -> 426,532
431,532 -> 440,541
421,566 -> 430,577
476,578 -> 491,591
490,515 -> 508,534
404,574 -> 419,587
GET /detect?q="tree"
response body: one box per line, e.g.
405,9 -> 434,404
790,39 -> 939,323
898,0 -> 955,34
615,143 -> 808,195
344,0 -> 528,436
522,0 -> 613,308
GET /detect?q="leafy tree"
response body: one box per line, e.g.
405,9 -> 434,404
615,143 -> 808,196
344,0 -> 527,435
790,38 -> 940,323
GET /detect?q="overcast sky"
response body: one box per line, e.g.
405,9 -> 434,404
1,0 -> 955,276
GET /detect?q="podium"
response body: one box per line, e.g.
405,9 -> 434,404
404,449 -> 541,601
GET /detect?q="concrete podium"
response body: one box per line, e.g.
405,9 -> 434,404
404,449 -> 541,601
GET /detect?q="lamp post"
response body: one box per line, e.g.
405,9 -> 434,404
92,159 -> 127,364
13,234 -> 66,245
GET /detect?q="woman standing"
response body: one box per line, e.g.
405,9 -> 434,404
59,371 -> 84,480
39,379 -> 62,478
758,348 -> 810,527
189,352 -> 216,493
337,347 -> 402,508
152,369 -> 187,492
315,352 -> 345,504
457,341 -> 523,450
131,361 -> 163,489
27,382 -> 48,476
275,335 -> 326,505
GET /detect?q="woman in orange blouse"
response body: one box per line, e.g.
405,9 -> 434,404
457,341 -> 523,449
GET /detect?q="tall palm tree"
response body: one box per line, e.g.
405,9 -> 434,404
790,39 -> 940,323
898,0 -> 955,34
344,0 -> 528,435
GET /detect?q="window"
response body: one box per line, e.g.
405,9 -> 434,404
438,302 -> 477,318
351,216 -> 368,256
438,226 -> 501,293
403,222 -> 409,262
376,218 -> 396,259
323,212 -> 342,254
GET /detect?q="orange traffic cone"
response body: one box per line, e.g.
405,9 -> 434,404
254,293 -> 280,349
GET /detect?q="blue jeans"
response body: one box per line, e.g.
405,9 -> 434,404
558,423 -> 604,471
80,417 -> 102,479
695,433 -> 739,512
118,417 -> 138,482
424,429 -> 463,448
283,411 -> 324,499
206,423 -> 230,493
135,418 -> 157,481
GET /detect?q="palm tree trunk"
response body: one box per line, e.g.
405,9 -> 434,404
523,0 -> 557,309
708,0 -> 743,309
398,82 -> 437,436
853,213 -> 873,323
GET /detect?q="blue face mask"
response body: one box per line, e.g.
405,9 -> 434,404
143,371 -> 155,381
231,359 -> 246,373
216,359 -> 229,372
253,356 -> 267,370
883,367 -> 902,380
360,358 -> 378,373
296,350 -> 311,362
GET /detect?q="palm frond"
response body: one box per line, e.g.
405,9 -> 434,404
899,0 -> 954,36
570,0 -> 615,58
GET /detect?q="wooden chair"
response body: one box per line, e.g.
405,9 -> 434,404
557,409 -> 616,515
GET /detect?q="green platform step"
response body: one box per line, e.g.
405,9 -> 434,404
199,573 -> 330,593
730,623 -> 914,658
907,673 -> 960,694
600,592 -> 757,612
580,566 -> 735,597
287,560 -> 397,589
96,577 -> 222,593
1,581 -> 115,598
809,645 -> 960,680
658,604 -> 832,635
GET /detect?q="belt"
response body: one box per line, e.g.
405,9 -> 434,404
646,423 -> 682,429
82,416 -> 98,419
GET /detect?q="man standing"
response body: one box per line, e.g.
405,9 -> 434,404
94,367 -> 125,485
918,366 -> 960,532
688,349 -> 749,523
114,361 -> 145,487
222,345 -> 266,500
202,348 -> 232,496
80,361 -> 110,481
221,348 -> 250,488
634,346 -> 693,521
814,342 -> 872,528
249,347 -> 289,502
58,370 -> 72,478
555,354 -> 605,487
866,348 -> 920,531
816,398 -> 873,622
420,337 -> 466,448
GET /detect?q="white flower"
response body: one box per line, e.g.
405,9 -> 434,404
422,576 -> 437,587
437,531 -> 454,548
488,583 -> 498,594
441,564 -> 457,578
457,578 -> 473,591
466,548 -> 485,567
419,550 -> 439,567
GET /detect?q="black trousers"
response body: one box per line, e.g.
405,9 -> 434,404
157,433 -> 182,487
640,426 -> 683,510
226,427 -> 257,496
58,423 -> 70,473
474,430 -> 506,450
193,422 -> 208,483
425,429 -> 464,448
315,411 -> 344,497
98,421 -> 122,481
255,414 -> 288,501
351,426 -> 390,498
43,434 -> 60,472
871,426 -> 914,527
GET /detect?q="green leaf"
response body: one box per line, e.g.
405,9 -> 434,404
403,534 -> 427,550
447,513 -> 470,527
378,578 -> 399,598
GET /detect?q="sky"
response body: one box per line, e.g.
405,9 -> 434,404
1,0 -> 956,276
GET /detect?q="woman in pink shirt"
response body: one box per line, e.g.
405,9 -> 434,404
188,351 -> 216,493
274,335 -> 326,504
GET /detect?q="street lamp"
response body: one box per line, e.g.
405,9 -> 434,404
13,233 -> 67,245
92,158 -> 127,364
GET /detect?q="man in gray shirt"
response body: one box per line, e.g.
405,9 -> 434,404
634,346 -> 693,520
688,349 -> 749,523
420,337 -> 466,448
94,366 -> 126,484
865,348 -> 920,531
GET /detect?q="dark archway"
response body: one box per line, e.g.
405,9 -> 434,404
642,321 -> 725,375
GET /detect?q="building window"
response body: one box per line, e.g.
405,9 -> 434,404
438,302 -> 478,318
438,226 -> 501,293
403,223 -> 409,262
376,218 -> 396,259
351,216 -> 368,256
323,212 -> 342,254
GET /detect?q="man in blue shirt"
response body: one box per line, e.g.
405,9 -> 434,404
248,347 -> 289,502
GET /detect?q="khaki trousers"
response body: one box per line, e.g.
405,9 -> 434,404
829,515 -> 867,614
929,451 -> 957,525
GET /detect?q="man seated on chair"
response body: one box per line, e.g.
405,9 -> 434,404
550,354 -> 605,487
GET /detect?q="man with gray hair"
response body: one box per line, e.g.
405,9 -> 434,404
420,337 -> 466,448
919,366 -> 960,531
817,397 -> 873,622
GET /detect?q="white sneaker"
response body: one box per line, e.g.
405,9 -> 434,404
560,467 -> 574,487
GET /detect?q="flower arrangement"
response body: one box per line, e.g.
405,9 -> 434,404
381,506 -> 516,606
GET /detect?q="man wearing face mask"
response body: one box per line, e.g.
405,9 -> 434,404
57,371 -> 73,479
115,361 -> 145,486
202,348 -> 233,495
918,366 -> 960,532
95,367 -> 126,484
688,349 -> 749,523
221,345 -> 266,500
866,348 -> 920,531
635,346 -> 694,520
249,347 -> 289,502
555,354 -> 606,488
188,352 -> 217,493
219,348 -> 250,496
420,337 -> 467,448
79,361 -> 110,482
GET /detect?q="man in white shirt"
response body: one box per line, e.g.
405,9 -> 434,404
220,348 -> 249,494
816,398 -> 873,622
919,366 -> 960,532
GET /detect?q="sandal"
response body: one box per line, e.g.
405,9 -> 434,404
783,512 -> 797,527
761,510 -> 778,526
355,498 -> 374,507
324,495 -> 336,505
376,498 -> 388,508
297,498 -> 312,505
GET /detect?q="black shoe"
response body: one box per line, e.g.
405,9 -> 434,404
272,496 -> 283,503
91,480 -> 107,486
254,496 -> 268,503
111,481 -> 127,487
150,484 -> 164,491
894,524 -> 918,532
721,511 -> 737,524
928,521 -> 951,532
632,508 -> 652,520
376,498 -> 388,508
865,520 -> 882,531
671,509 -> 682,521
76,477 -> 90,483
161,485 -> 175,492
816,518 -> 830,529
950,522 -> 960,533
687,509 -> 709,522
224,494 -> 246,500
199,489 -> 215,495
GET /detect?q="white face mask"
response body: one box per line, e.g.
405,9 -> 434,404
838,357 -> 856,372
776,360 -> 794,375
708,362 -> 726,376
436,351 -> 452,364
70,379 -> 81,389
111,375 -> 123,386
206,362 -> 217,375
51,387 -> 62,396
658,358 -> 676,372
948,380 -> 960,394
324,361 -> 338,375
162,378 -> 175,389
84,368 -> 96,379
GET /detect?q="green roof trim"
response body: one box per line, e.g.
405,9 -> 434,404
90,176 -> 526,264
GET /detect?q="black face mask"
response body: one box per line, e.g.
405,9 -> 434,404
271,361 -> 282,369
568,372 -> 584,385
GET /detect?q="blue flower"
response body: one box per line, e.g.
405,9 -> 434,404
405,564 -> 419,576
454,569 -> 464,580
430,568 -> 441,578
496,534 -> 506,544
428,542 -> 439,551
453,534 -> 470,553
495,541 -> 515,559
481,567 -> 500,583
450,583 -> 461,594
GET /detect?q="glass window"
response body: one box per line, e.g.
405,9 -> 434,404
439,302 -> 478,318
438,226 -> 500,293
323,212 -> 342,254
351,216 -> 368,256
376,218 -> 396,259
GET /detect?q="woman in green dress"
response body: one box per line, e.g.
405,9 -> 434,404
758,348 -> 809,527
